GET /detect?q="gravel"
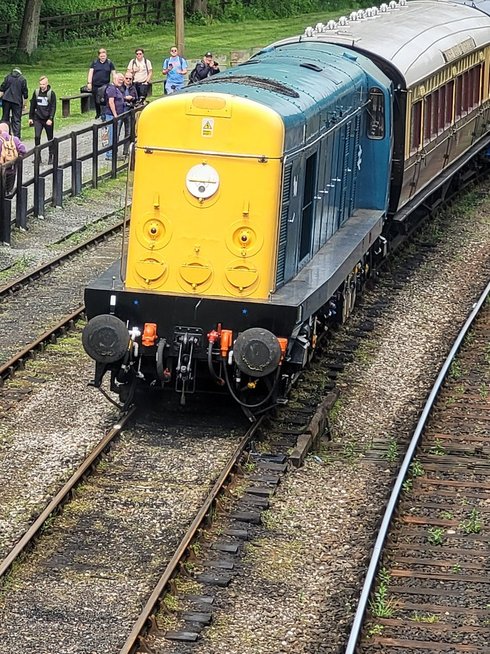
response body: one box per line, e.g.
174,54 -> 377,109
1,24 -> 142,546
152,190 -> 490,653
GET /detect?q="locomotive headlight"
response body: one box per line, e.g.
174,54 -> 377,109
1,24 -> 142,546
186,163 -> 220,200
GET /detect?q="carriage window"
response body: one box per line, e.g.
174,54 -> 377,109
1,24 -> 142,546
424,94 -> 433,142
445,81 -> 454,125
410,100 -> 422,152
455,76 -> 463,119
367,87 -> 385,139
471,65 -> 481,107
438,87 -> 446,132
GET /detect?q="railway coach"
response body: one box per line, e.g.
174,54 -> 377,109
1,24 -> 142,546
82,0 -> 490,415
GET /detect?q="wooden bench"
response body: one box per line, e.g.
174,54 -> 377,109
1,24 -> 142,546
60,92 -> 93,118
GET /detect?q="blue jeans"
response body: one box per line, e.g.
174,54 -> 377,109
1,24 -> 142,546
165,80 -> 184,94
103,113 -> 115,159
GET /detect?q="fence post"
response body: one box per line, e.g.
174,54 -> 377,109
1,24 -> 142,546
70,131 -> 79,195
54,168 -> 64,207
51,139 -> 62,207
73,160 -> 82,195
33,146 -> 42,217
92,124 -> 99,189
0,166 -> 11,245
16,186 -> 28,231
15,159 -> 28,231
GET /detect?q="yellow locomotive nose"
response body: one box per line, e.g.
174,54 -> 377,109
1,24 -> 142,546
124,93 -> 284,299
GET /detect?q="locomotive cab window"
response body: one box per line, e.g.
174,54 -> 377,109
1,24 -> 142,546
367,87 -> 385,139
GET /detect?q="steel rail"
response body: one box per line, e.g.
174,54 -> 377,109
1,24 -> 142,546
0,306 -> 85,383
0,407 -> 136,580
0,217 -> 123,300
344,279 -> 490,654
119,416 -> 265,654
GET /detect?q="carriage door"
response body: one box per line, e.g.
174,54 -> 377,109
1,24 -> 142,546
298,152 -> 317,265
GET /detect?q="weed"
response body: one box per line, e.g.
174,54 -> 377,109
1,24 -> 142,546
369,569 -> 395,618
411,612 -> 439,623
385,438 -> 398,463
460,508 -> 482,534
479,384 -> 489,400
329,398 -> 343,422
449,360 -> 463,380
452,563 -> 462,573
343,441 -> 356,460
189,541 -> 203,557
367,623 -> 384,637
428,439 -> 447,456
410,460 -> 425,478
439,510 -> 453,520
402,478 -> 413,493
162,593 -> 180,611
427,526 -> 445,545
0,255 -> 33,284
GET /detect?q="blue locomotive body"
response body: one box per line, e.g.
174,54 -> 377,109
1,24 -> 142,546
83,1 -> 490,412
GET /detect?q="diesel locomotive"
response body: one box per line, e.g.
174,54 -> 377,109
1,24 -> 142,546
83,0 -> 490,414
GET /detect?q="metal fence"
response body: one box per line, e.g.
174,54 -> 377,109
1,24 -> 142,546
0,110 -> 136,245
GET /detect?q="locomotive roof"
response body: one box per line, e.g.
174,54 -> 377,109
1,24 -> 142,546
272,0 -> 490,88
179,42 -> 389,131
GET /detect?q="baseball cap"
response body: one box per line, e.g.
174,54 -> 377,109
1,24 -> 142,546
205,52 -> 213,57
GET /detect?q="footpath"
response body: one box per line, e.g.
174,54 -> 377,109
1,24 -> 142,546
0,116 -> 128,277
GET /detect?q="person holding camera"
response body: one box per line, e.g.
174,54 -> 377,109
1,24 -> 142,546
127,48 -> 153,102
188,52 -> 220,84
162,46 -> 188,94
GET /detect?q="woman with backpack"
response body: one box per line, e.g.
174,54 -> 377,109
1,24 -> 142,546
87,48 -> 116,119
0,121 -> 26,195
126,48 -> 153,102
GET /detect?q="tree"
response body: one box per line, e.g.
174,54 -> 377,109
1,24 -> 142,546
191,0 -> 208,13
16,0 -> 42,59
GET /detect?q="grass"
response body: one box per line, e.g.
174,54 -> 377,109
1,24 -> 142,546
7,8 -> 354,136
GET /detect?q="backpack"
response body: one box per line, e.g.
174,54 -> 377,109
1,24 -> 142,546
35,88 -> 52,102
0,134 -> 18,164
96,83 -> 109,105
130,57 -> 149,74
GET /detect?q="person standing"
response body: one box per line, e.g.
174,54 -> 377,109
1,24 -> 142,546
162,46 -> 188,94
120,72 -> 138,157
0,121 -> 26,194
87,48 -> 115,119
28,75 -> 57,165
188,52 -> 220,84
0,68 -> 28,138
103,73 -> 125,161
126,48 -> 153,102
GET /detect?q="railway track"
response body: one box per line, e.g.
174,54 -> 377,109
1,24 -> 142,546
0,218 -> 125,382
0,178 -> 488,652
0,215 -> 123,299
347,282 -> 490,653
0,394 -> 261,651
